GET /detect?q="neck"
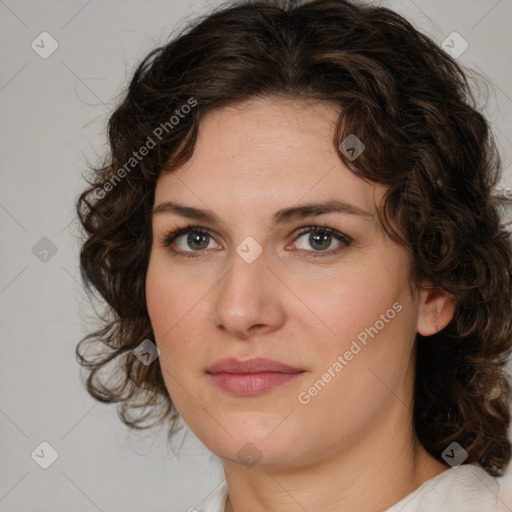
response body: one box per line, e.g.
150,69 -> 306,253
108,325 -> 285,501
222,397 -> 448,512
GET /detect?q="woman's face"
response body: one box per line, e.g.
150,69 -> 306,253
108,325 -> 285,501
146,96 -> 434,468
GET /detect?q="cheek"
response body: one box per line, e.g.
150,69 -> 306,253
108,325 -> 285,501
299,255 -> 416,398
145,261 -> 188,373
145,268 -> 199,413
145,267 -> 172,335
302,258 -> 404,343
145,258 -> 209,378
145,256 -> 198,334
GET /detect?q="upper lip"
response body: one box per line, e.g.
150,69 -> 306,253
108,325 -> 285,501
207,357 -> 303,374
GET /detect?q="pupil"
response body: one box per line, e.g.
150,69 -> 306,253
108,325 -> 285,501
310,231 -> 331,250
188,232 -> 208,250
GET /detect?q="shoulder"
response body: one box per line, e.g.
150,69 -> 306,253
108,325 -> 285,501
199,481 -> 229,512
385,464 -> 501,512
197,465 -> 501,512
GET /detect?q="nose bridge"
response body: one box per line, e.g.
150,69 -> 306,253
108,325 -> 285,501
220,245 -> 269,310
212,243 -> 284,336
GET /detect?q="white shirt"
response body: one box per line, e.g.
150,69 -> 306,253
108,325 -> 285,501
199,464 -> 503,511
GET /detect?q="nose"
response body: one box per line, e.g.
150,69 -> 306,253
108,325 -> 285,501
211,249 -> 286,339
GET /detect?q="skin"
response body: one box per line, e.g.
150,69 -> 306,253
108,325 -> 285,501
145,96 -> 456,512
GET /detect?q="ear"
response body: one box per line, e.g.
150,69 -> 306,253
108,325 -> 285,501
416,280 -> 456,336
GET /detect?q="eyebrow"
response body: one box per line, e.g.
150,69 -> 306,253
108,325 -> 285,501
152,199 -> 373,225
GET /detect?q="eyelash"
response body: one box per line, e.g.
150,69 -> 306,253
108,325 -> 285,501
158,222 -> 352,259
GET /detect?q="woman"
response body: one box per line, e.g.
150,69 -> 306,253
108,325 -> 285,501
76,1 -> 512,510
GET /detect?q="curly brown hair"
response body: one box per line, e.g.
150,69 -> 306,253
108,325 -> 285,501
76,0 -> 512,476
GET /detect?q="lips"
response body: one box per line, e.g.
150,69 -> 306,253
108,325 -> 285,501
207,357 -> 303,374
206,357 -> 305,396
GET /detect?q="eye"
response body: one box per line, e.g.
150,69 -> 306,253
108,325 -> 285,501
158,223 -> 352,258
292,225 -> 352,256
160,224 -> 220,257
162,225 -> 219,257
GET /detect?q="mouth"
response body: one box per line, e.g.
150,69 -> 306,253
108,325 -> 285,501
206,357 -> 306,396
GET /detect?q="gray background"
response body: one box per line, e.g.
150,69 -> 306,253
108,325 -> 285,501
1,0 -> 511,510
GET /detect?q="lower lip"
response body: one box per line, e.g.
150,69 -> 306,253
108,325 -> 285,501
208,372 -> 304,396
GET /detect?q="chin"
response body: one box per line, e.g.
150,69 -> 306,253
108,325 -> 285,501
195,420 -> 306,468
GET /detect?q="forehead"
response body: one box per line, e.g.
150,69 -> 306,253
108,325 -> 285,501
155,96 -> 385,221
